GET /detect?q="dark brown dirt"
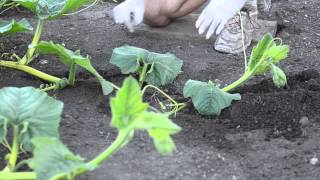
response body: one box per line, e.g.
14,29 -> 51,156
1,1 -> 320,179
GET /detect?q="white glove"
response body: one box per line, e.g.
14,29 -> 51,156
196,0 -> 247,39
113,0 -> 145,32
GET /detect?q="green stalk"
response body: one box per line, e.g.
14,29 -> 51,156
222,70 -> 255,92
3,126 -> 20,172
19,19 -> 45,65
1,130 -> 132,180
0,60 -> 62,83
52,130 -> 132,179
86,130 -> 130,167
139,64 -> 149,87
68,63 -> 76,86
0,172 -> 36,180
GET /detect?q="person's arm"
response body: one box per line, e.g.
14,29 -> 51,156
113,0 -> 145,32
196,0 -> 247,39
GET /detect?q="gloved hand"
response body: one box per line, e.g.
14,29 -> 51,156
196,0 -> 247,39
113,0 -> 145,32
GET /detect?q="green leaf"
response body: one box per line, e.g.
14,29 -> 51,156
36,0 -> 92,20
0,87 -> 63,151
29,137 -> 89,180
137,112 -> 181,155
144,52 -> 183,86
0,117 -> 7,142
183,80 -> 241,116
110,45 -> 183,86
110,45 -> 149,74
13,0 -> 37,12
248,34 -> 274,72
37,41 -> 74,65
37,41 -> 114,95
111,77 -> 181,155
266,45 -> 289,64
74,57 -> 114,95
247,34 -> 289,75
0,19 -> 33,35
111,76 -> 148,129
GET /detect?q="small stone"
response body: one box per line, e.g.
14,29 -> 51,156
299,116 -> 310,127
39,59 -> 48,65
310,156 -> 319,165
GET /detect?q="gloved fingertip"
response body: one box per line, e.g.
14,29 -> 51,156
195,21 -> 200,28
206,33 -> 212,39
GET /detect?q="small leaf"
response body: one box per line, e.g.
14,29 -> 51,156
183,80 -> 241,116
271,64 -> 287,88
266,45 -> 289,64
36,0 -> 92,20
144,52 -> 183,86
111,77 -> 148,129
29,137 -> 88,180
0,19 -> 33,35
110,45 -> 149,74
37,41 -> 114,95
248,34 -> 274,71
13,0 -> 37,12
0,87 -> 63,151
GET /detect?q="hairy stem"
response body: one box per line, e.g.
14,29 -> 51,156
0,60 -> 62,83
3,126 -> 20,172
139,64 -> 149,87
0,172 -> 36,180
142,85 -> 185,114
222,71 -> 254,92
19,19 -> 45,65
68,63 -> 76,86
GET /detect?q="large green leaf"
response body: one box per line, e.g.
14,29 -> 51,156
111,76 -> 148,129
111,77 -> 181,155
0,19 -> 33,35
12,0 -> 37,12
29,137 -> 89,180
36,0 -> 91,20
110,45 -> 183,86
110,45 -> 149,74
144,52 -> 183,86
0,87 -> 63,151
37,41 -> 113,95
183,80 -> 241,116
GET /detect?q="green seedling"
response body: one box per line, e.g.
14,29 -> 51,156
184,34 -> 289,116
0,77 -> 181,180
0,0 -> 115,95
110,45 -> 185,114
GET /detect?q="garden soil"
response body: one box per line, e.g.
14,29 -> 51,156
1,1 -> 320,179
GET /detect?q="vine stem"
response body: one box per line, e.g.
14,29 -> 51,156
0,60 -> 62,83
141,84 -> 185,114
19,19 -> 45,65
0,172 -> 36,180
139,64 -> 149,87
238,11 -> 248,70
3,126 -> 20,172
